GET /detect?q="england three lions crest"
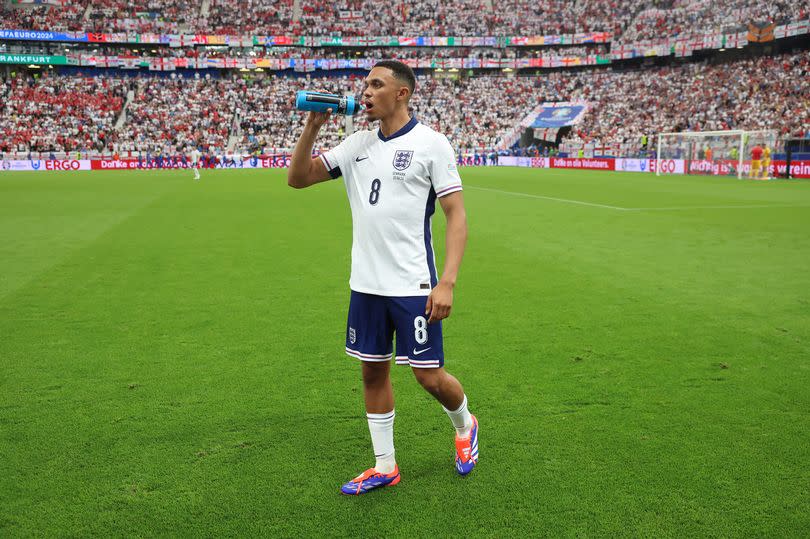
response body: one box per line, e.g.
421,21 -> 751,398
393,150 -> 414,171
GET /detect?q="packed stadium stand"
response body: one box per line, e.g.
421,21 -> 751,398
203,0 -> 295,36
114,77 -> 241,155
0,75 -> 127,154
2,0 -> 808,36
85,1 -> 201,33
558,51 -> 810,155
0,0 -> 810,35
0,0 -> 809,160
2,49 -> 807,158
0,1 -> 85,32
297,0 -> 494,37
621,0 -> 810,42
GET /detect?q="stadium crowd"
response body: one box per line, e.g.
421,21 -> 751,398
491,0 -> 637,36
0,1 -> 85,32
229,49 -> 810,156
1,50 -> 807,158
85,0 -> 200,33
621,0 -> 810,42
114,76 -> 241,155
1,0 -> 808,38
559,50 -> 810,154
0,75 -> 126,154
235,74 -> 545,154
298,0 -> 492,37
201,0 -> 294,36
0,41 -> 608,62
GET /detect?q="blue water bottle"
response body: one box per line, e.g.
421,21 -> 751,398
295,90 -> 362,115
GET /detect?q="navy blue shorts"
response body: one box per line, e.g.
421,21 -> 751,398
345,290 -> 444,369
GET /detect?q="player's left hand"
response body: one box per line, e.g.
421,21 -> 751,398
425,281 -> 453,323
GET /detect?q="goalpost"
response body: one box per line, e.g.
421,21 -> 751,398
656,130 -> 778,179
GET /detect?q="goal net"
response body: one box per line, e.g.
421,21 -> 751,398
656,130 -> 779,179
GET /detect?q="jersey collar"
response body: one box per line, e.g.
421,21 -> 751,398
378,116 -> 418,142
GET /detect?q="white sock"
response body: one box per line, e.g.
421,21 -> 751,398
366,410 -> 396,474
443,395 -> 473,438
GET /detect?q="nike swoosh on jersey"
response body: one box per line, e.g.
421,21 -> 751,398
355,156 -> 369,162
413,347 -> 432,355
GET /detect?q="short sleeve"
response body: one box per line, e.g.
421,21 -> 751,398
430,134 -> 463,198
319,132 -> 356,179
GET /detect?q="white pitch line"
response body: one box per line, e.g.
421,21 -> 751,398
625,204 -> 810,212
464,185 -> 630,211
464,185 -> 809,212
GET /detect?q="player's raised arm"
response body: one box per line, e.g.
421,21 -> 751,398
287,110 -> 333,189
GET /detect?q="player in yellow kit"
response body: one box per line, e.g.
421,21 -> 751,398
760,146 -> 771,180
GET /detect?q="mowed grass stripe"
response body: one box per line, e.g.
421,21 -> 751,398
0,171 -> 182,301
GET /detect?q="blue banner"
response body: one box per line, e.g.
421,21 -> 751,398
0,29 -> 87,42
530,103 -> 588,128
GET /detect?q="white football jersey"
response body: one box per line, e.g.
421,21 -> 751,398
320,118 -> 463,297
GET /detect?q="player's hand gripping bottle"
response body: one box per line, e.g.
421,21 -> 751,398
295,90 -> 362,115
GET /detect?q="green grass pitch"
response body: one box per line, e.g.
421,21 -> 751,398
1,167 -> 809,537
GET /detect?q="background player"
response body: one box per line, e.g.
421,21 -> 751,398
749,143 -> 763,179
760,145 -> 772,180
189,147 -> 201,180
287,60 -> 478,495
